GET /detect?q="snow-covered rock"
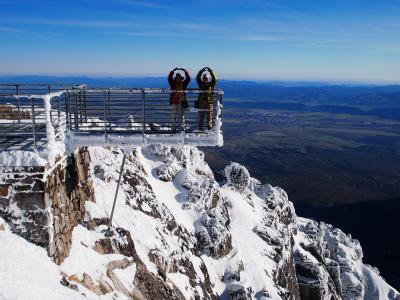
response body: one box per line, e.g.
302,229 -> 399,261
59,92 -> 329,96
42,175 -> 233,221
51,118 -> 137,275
0,150 -> 47,167
224,162 -> 250,192
0,145 -> 399,300
295,217 -> 399,300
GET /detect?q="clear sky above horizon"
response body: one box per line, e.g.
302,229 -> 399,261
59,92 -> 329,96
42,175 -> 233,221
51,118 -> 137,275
0,0 -> 400,83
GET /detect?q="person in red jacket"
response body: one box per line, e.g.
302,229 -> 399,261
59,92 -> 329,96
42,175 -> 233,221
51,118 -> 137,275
168,68 -> 190,131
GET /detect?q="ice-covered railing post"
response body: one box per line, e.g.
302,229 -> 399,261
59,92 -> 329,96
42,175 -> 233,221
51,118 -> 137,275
44,93 -> 57,164
22,91 -> 68,164
31,97 -> 37,151
215,91 -> 223,147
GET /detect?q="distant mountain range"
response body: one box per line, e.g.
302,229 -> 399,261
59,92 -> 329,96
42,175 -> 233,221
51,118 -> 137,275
1,75 -> 400,110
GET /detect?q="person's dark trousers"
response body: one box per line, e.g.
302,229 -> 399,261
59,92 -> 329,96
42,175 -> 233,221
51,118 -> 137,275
198,110 -> 205,131
198,104 -> 213,130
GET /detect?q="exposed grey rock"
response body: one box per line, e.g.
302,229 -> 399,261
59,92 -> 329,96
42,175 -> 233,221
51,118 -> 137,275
0,196 -> 10,210
13,192 -> 45,210
154,160 -> 179,182
227,283 -> 251,300
196,207 -> 232,258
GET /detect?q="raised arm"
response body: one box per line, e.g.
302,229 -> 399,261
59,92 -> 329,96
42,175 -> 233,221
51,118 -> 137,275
196,67 -> 207,87
168,70 -> 175,88
209,67 -> 217,87
182,69 -> 191,87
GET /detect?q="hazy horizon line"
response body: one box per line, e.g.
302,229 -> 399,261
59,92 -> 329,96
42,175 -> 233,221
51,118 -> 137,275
0,73 -> 399,86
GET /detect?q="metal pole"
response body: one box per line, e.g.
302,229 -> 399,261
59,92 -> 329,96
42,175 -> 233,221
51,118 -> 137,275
32,98 -> 37,151
74,92 -> 78,130
16,85 -> 21,123
84,90 -> 87,122
108,153 -> 126,227
65,91 -> 70,129
108,89 -> 111,131
142,89 -> 146,136
103,91 -> 107,142
78,91 -> 82,123
56,95 -> 61,138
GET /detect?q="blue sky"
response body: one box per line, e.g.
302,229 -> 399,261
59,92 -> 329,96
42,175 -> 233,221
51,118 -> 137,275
0,0 -> 400,82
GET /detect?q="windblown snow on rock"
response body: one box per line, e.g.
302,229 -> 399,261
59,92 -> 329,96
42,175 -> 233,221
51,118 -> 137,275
0,145 -> 398,300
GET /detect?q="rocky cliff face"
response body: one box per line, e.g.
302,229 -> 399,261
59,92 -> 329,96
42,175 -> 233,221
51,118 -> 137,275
294,217 -> 400,300
0,145 -> 399,300
0,148 -> 94,264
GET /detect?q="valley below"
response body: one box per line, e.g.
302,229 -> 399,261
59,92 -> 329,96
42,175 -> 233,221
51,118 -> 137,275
204,101 -> 400,290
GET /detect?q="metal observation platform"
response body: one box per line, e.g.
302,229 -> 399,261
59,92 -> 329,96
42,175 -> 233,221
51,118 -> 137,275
0,84 -> 223,156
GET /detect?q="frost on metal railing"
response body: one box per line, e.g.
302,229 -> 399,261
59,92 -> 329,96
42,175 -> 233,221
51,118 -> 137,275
0,85 -> 223,166
0,88 -> 68,166
65,88 -> 224,149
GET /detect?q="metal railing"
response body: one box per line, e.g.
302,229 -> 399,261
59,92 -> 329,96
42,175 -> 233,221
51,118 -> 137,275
0,84 -> 82,152
0,90 -> 67,151
66,88 -> 223,148
0,84 -> 85,96
0,85 -> 223,152
66,88 -> 221,131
